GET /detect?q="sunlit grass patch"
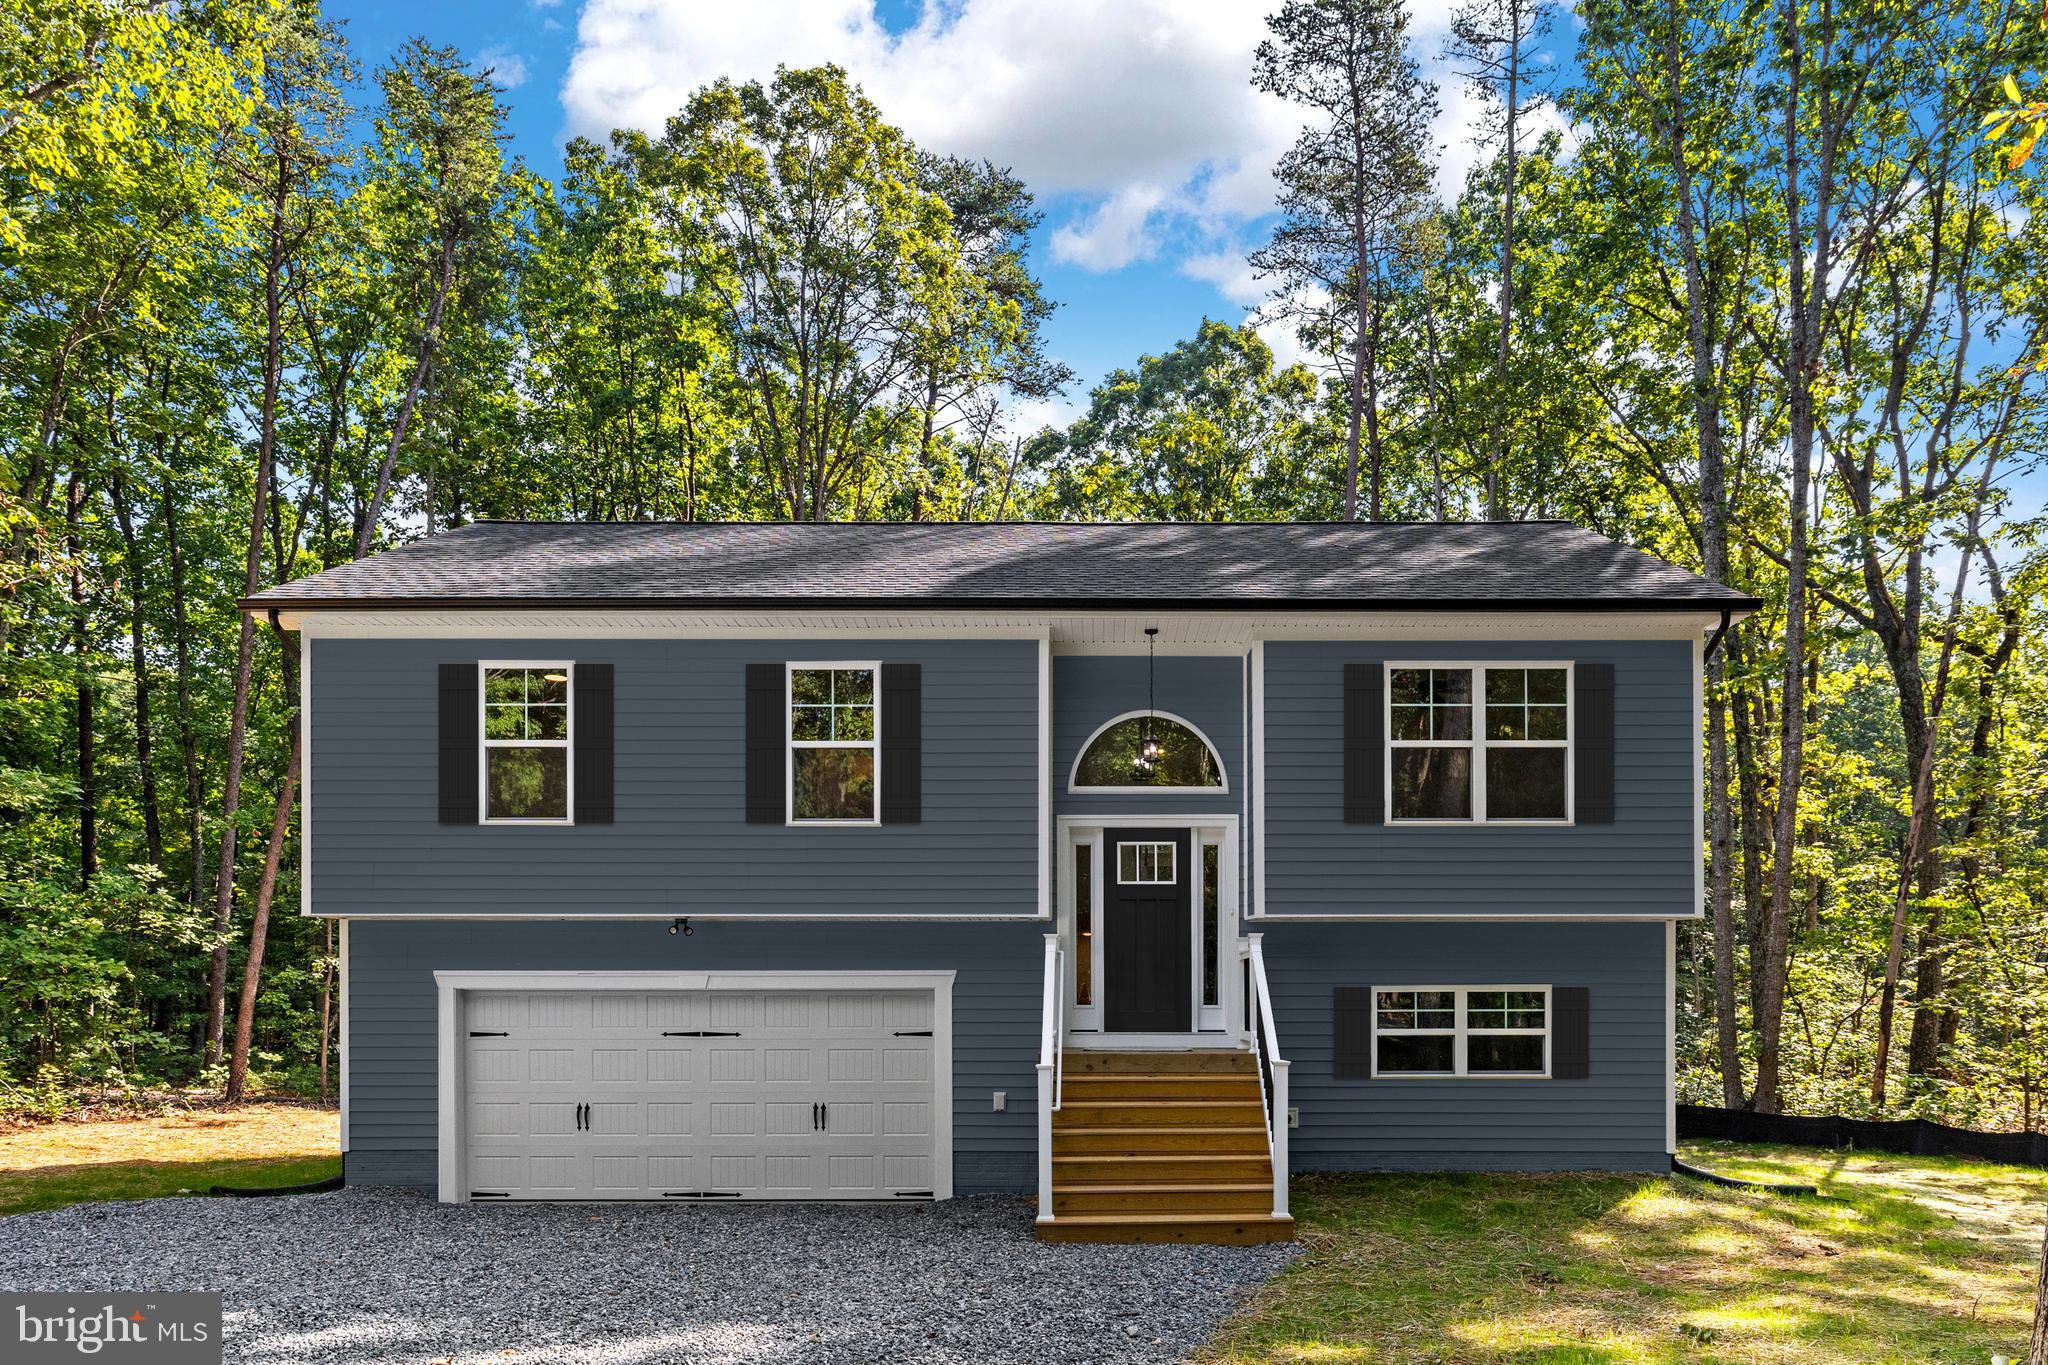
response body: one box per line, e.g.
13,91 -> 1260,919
0,1103 -> 340,1216
1202,1144 -> 2048,1365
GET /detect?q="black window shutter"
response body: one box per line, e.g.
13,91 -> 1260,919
1343,664 -> 1384,824
1576,663 -> 1616,824
744,664 -> 784,824
1333,987 -> 1374,1078
1553,986 -> 1591,1079
438,664 -> 478,824
574,664 -> 614,824
880,663 -> 922,825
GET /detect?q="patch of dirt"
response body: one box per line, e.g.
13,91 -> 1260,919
0,1104 -> 337,1170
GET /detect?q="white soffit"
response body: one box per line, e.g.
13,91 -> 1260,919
284,608 -> 1732,645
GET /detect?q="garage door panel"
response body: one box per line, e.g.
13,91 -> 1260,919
827,1102 -> 875,1136
461,987 -> 937,1200
586,1102 -> 640,1136
882,1101 -> 931,1138
646,1101 -> 692,1136
708,993 -> 762,1030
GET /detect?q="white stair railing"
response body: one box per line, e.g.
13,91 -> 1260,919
1035,932 -> 1065,1222
1241,933 -> 1290,1219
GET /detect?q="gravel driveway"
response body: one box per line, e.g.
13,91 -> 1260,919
0,1187 -> 1296,1364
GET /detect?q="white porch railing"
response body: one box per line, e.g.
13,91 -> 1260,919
1035,932 -> 1065,1221
1241,933 -> 1290,1219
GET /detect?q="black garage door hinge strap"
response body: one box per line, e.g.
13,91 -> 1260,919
468,1031 -> 509,1037
662,1190 -> 743,1199
893,1030 -> 933,1037
893,1190 -> 934,1198
471,1191 -> 511,1199
662,1031 -> 742,1037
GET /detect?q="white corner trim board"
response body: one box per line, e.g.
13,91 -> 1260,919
434,969 -> 956,1205
1038,636 -> 1052,923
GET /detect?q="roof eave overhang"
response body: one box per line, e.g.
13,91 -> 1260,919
244,594 -> 1763,616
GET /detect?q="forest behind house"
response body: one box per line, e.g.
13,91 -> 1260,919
6,0 -> 2048,1128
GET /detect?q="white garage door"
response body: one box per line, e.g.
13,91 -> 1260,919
461,988 -> 937,1200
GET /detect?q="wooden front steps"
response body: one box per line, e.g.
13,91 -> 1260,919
1037,1049 -> 1294,1245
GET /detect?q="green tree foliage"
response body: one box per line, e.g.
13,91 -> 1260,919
1030,320 -> 1327,521
5,0 -> 2048,1149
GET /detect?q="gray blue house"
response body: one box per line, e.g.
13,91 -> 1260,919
249,520 -> 1753,1243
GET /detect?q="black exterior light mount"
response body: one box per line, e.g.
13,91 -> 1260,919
1136,627 -> 1164,774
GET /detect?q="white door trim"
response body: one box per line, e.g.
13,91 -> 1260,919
1054,815 -> 1240,1043
434,969 -> 956,1203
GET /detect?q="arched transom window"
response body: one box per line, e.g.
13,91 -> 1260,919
1070,711 -> 1227,791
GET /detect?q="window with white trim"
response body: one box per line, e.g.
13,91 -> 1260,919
1116,841 -> 1176,884
482,664 -> 572,823
1372,987 -> 1549,1076
1388,664 -> 1571,822
788,664 -> 878,823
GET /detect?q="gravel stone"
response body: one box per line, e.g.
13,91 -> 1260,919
0,1187 -> 1299,1364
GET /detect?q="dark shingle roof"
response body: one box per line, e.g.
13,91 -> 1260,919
246,521 -> 1756,612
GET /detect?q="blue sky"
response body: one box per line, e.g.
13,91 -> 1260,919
322,0 -> 1509,423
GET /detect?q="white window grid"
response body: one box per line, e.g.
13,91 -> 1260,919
1369,986 -> 1552,1078
478,661 -> 574,826
786,661 -> 881,826
1116,841 -> 1176,884
1384,662 -> 1575,824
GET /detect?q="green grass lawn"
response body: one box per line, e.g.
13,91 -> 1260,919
0,1154 -> 341,1217
1205,1142 -> 2048,1364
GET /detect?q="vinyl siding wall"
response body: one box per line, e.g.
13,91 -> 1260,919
309,637 -> 1039,919
1261,638 -> 1696,917
1258,920 -> 1670,1170
344,917 -> 1044,1193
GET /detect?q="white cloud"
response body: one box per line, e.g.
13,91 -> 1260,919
1050,185 -> 1174,271
556,0 -> 1571,318
478,46 -> 530,91
561,0 -> 1303,277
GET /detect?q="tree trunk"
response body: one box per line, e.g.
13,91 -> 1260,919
225,728 -> 299,1104
159,467 -> 206,911
358,235 -> 456,559
108,469 -> 163,867
1485,6 -> 1521,522
66,468 -> 96,890
2031,1206 -> 2048,1365
1654,10 -> 1738,1104
208,157 -> 291,1068
1753,0 -> 1816,1114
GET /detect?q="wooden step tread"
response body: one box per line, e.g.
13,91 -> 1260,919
1051,1182 -> 1273,1195
1063,1097 -> 1263,1108
1053,1125 -> 1269,1136
1046,1211 -> 1291,1225
1035,1211 -> 1296,1244
1056,1080 -> 1261,1088
1063,1051 -> 1256,1074
1056,1162 -> 1261,1170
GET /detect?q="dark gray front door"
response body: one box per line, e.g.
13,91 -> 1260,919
1104,828 -> 1192,1032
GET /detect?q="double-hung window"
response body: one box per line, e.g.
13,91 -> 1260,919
481,663 -> 572,823
1388,663 -> 1571,822
788,663 -> 878,824
1372,987 -> 1549,1077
